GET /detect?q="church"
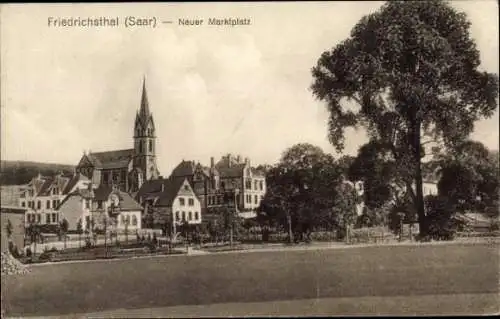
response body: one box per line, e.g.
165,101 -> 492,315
75,78 -> 159,194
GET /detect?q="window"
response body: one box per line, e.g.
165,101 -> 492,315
52,200 -> 57,209
254,195 -> 258,204
259,180 -> 263,191
85,199 -> 90,209
149,140 -> 153,152
195,212 -> 199,220
221,181 -> 225,189
188,211 -> 192,221
179,197 -> 185,206
175,211 -> 180,221
245,179 -> 252,189
188,198 -> 194,206
36,214 -> 41,223
85,216 -> 90,230
254,180 -> 258,190
46,214 -> 51,224
46,200 -> 50,209
37,200 -> 41,210
182,211 -> 186,221
184,185 -> 189,191
103,172 -> 109,183
97,200 -> 103,209
121,170 -> 126,182
21,201 -> 26,207
121,215 -> 125,225
132,215 -> 137,226
52,213 -> 57,223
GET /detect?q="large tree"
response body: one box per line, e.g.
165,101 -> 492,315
311,0 -> 498,235
260,143 -> 346,242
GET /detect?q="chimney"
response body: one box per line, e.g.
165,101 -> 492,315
245,157 -> 250,166
236,155 -> 241,163
210,157 -> 214,168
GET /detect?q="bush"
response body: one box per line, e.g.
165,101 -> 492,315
489,220 -> 500,232
310,231 -> 336,242
8,242 -> 20,258
38,251 -> 52,262
424,195 -> 458,241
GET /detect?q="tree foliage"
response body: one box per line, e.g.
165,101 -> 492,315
260,143 -> 356,241
435,140 -> 499,215
311,0 -> 499,234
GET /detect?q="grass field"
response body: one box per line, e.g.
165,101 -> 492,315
2,243 -> 499,317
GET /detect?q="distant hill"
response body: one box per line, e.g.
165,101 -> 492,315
0,160 -> 75,185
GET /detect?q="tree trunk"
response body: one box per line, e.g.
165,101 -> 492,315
414,119 -> 428,236
287,213 -> 294,244
230,225 -> 233,248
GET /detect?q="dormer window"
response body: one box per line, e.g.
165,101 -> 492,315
110,194 -> 119,207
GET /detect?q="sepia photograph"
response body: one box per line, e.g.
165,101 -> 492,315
1,1 -> 499,317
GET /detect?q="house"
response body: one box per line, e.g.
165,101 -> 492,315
57,184 -> 143,231
1,206 -> 26,252
168,154 -> 266,219
75,78 -> 160,193
0,185 -> 26,207
136,176 -> 202,232
18,172 -> 90,227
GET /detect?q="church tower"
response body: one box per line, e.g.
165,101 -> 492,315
133,77 -> 159,182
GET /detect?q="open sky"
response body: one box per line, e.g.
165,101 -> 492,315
1,1 -> 498,176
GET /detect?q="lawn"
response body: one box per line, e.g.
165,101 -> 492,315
2,243 -> 499,317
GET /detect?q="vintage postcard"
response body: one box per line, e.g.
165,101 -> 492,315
1,1 -> 499,318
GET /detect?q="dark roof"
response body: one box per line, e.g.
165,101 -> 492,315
137,177 -> 189,207
217,163 -> 246,178
171,160 -> 197,177
93,185 -> 113,201
117,190 -> 143,211
62,173 -> 87,194
58,186 -> 142,211
251,167 -> 265,178
87,149 -> 134,169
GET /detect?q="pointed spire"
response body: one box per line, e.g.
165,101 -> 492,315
140,75 -> 150,117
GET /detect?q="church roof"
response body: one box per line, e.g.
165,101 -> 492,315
87,149 -> 134,169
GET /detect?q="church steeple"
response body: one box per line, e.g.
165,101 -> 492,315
139,76 -> 150,118
133,76 -> 159,185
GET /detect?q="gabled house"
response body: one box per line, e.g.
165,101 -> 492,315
58,184 -> 143,231
19,172 -> 90,226
136,177 -> 202,231
168,154 -> 266,219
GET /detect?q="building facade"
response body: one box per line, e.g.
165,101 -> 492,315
18,172 -> 90,226
169,154 -> 266,215
136,177 -> 202,232
58,184 -> 143,231
75,78 -> 159,193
